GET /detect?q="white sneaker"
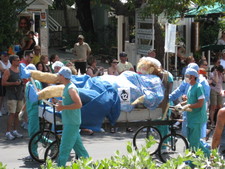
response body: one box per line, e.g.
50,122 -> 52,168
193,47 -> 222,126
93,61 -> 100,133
6,132 -> 15,140
12,130 -> 23,138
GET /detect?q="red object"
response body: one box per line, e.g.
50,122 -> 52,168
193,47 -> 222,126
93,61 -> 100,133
198,69 -> 206,75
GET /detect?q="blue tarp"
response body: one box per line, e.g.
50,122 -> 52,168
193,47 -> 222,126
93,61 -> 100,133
71,71 -> 164,131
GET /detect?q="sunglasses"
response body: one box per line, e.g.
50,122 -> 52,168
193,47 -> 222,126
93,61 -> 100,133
112,62 -> 119,64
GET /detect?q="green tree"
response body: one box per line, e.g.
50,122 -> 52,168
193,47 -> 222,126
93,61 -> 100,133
0,0 -> 32,51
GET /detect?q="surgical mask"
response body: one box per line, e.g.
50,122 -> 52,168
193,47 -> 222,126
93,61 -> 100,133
185,77 -> 190,83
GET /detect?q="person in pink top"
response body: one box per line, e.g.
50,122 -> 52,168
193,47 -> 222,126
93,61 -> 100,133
209,65 -> 225,127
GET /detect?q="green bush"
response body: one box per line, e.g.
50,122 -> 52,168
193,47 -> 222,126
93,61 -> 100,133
41,137 -> 225,169
0,162 -> 7,169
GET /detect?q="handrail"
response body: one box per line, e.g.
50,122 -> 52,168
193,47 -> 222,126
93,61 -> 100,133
48,15 -> 62,31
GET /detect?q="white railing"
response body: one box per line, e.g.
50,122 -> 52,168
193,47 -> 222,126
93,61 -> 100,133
48,15 -> 62,31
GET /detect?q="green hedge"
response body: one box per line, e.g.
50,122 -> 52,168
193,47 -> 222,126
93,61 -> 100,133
42,137 -> 225,169
1,137 -> 225,169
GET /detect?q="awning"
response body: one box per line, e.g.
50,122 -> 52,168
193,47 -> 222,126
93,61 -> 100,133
201,44 -> 225,51
184,2 -> 225,17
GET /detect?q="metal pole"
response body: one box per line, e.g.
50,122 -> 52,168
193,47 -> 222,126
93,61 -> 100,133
175,45 -> 178,77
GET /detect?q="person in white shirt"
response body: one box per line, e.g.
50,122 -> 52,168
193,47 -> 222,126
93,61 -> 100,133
72,35 -> 91,74
117,52 -> 134,74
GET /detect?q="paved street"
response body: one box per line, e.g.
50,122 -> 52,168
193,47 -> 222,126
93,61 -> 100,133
0,112 -> 214,169
0,114 -> 136,169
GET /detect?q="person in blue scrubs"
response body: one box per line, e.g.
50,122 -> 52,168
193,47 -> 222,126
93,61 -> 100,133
24,64 -> 42,160
169,63 -> 210,138
55,67 -> 89,167
183,68 -> 210,157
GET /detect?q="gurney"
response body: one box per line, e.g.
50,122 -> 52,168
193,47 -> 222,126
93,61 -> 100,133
36,71 -> 170,132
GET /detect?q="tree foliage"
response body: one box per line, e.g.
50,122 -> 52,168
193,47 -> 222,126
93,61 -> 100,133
126,0 -> 225,19
0,0 -> 29,51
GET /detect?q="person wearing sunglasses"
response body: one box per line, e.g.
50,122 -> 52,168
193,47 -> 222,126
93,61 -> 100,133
2,55 -> 24,140
107,59 -> 119,75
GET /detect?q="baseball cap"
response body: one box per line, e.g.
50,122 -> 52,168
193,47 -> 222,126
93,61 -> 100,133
1,51 -> 8,56
52,61 -> 64,70
58,67 -> 72,79
26,64 -> 37,71
185,68 -> 199,78
77,35 -> 84,39
222,49 -> 225,54
119,52 -> 127,57
187,63 -> 199,71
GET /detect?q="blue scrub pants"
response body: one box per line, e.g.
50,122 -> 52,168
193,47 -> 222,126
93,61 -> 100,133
187,123 -> 210,157
182,111 -> 207,138
57,124 -> 89,166
28,112 -> 40,157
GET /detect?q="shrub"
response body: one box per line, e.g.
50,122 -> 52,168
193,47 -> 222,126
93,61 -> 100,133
41,137 -> 225,169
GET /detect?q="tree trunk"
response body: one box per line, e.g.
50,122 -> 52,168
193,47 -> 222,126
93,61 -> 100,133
154,17 -> 165,67
75,0 -> 94,33
62,0 -> 70,35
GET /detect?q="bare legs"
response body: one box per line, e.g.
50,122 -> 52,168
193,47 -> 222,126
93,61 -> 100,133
6,112 -> 19,132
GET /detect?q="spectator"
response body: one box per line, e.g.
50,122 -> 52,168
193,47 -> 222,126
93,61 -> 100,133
72,35 -> 91,74
86,57 -> 104,77
220,49 -> 225,69
147,49 -> 156,58
217,31 -> 225,45
212,107 -> 225,157
211,58 -> 221,73
117,52 -> 134,74
35,62 -> 44,72
181,56 -> 195,79
0,52 -> 11,116
20,50 -> 34,66
40,55 -> 52,73
2,55 -> 24,140
35,62 -> 48,88
198,59 -> 208,79
19,50 -> 34,129
31,45 -> 41,65
17,31 -> 36,59
107,59 -> 119,75
55,67 -> 89,166
49,54 -> 60,72
209,65 -> 225,127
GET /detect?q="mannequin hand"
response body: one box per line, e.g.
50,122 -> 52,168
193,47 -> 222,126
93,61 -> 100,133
174,103 -> 183,111
182,104 -> 192,112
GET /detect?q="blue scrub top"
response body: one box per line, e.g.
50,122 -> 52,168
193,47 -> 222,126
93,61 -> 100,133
62,82 -> 81,125
25,80 -> 42,113
186,82 -> 207,125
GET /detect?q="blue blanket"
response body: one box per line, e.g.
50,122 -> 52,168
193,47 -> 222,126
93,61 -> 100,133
71,71 -> 164,131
